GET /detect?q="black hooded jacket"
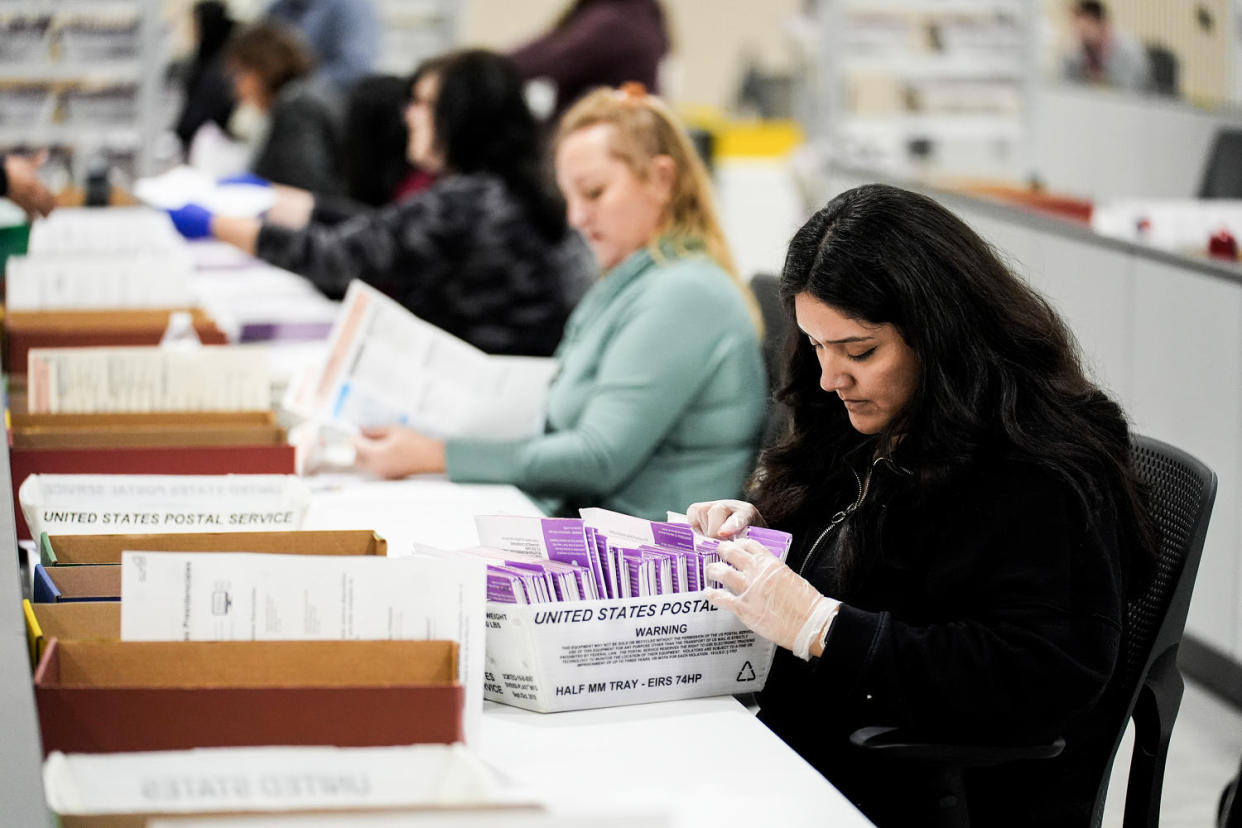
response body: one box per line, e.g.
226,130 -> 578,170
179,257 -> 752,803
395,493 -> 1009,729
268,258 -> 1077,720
757,443 -> 1133,826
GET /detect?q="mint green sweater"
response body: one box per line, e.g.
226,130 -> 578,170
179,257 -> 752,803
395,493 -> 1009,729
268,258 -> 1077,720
445,247 -> 767,520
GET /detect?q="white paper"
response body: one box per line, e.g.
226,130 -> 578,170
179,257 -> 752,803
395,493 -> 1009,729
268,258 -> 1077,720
5,250 -> 193,310
43,744 -> 507,815
134,165 -> 276,217
26,346 -> 271,414
27,207 -> 184,254
579,508 -> 664,547
283,281 -> 558,440
18,474 -> 309,540
119,549 -> 487,746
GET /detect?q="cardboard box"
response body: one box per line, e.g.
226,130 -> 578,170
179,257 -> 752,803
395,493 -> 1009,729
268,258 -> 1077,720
32,563 -> 120,603
10,442 -> 295,539
3,307 -> 228,374
23,599 -> 120,666
34,639 -> 463,754
42,529 -> 387,566
10,411 -> 287,450
482,593 -> 777,712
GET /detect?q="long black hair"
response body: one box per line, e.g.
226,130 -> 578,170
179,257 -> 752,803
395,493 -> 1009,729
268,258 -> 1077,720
754,184 -> 1151,587
343,74 -> 413,207
425,50 -> 567,242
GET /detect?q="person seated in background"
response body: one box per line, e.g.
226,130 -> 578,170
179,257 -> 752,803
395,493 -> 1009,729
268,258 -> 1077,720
351,85 -> 767,522
510,0 -> 669,124
226,23 -> 345,195
686,183 -> 1154,826
1,151 -> 56,218
173,0 -> 236,156
264,0 -> 379,91
262,68 -> 439,230
171,50 -> 590,357
1062,0 -> 1152,92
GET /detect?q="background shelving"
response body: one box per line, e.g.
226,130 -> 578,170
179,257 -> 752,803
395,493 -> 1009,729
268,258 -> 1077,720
0,0 -> 162,186
815,0 -> 1036,181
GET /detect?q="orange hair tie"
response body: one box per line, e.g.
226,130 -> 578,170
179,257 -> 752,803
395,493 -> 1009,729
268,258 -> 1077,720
616,81 -> 647,101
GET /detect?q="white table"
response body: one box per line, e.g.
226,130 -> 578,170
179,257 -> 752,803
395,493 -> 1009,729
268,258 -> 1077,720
480,696 -> 872,827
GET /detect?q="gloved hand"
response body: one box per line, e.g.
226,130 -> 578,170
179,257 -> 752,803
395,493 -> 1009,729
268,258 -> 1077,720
705,539 -> 840,660
217,172 -> 270,187
167,203 -> 214,239
687,499 -> 765,538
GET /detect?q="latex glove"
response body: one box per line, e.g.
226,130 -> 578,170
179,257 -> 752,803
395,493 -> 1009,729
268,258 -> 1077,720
687,499 -> 765,539
167,203 -> 214,239
217,171 -> 270,187
353,425 -> 446,479
705,539 -> 840,660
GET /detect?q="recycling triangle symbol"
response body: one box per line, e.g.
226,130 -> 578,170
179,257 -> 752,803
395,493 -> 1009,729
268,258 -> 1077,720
736,661 -> 756,682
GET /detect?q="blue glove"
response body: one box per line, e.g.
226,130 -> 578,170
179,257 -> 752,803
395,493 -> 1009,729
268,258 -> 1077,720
217,172 -> 270,188
167,203 -> 214,239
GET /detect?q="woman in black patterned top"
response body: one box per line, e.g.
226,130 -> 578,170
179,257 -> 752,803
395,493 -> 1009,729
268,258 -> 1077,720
173,50 -> 592,357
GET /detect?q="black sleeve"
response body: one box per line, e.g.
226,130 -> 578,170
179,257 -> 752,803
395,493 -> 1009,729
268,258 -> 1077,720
251,96 -> 342,195
0,154 -> 8,198
254,181 -> 461,298
309,192 -> 372,226
814,470 -> 1125,742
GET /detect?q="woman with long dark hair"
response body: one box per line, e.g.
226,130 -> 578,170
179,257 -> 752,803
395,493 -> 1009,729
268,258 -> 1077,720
171,49 -> 590,357
688,184 -> 1153,826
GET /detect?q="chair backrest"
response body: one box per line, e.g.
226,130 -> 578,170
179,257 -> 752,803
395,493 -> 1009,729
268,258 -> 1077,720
1088,434 -> 1217,825
750,273 -> 791,448
1199,129 -> 1242,199
1144,43 -> 1179,97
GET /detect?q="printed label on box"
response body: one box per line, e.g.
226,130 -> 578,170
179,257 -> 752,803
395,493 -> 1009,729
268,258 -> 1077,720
483,593 -> 775,712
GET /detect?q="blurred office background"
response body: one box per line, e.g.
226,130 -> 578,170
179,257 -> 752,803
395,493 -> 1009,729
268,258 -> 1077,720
2,1 -> 1242,825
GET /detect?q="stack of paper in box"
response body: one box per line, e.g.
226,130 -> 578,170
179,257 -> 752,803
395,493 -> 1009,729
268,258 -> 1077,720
473,508 -> 792,604
4,207 -> 229,373
21,514 -> 489,754
7,344 -> 295,540
469,508 -> 792,713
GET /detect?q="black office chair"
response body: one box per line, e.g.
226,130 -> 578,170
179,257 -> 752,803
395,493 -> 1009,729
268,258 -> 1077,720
1198,129 -> 1242,199
851,434 -> 1218,828
750,273 -> 791,449
1220,753 -> 1242,827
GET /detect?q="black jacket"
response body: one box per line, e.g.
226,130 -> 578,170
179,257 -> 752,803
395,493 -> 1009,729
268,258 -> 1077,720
757,446 -> 1130,826
256,173 -> 594,357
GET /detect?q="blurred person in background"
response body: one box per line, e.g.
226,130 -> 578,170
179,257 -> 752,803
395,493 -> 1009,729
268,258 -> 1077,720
351,85 -> 766,522
261,68 -> 438,230
227,22 -> 345,195
510,0 -> 669,124
1062,0 -> 1152,92
173,0 -> 237,155
170,50 -> 590,358
265,0 -> 379,90
0,151 -> 55,218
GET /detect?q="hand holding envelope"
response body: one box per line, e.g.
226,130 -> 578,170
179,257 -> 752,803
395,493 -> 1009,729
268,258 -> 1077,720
353,425 -> 447,478
705,539 -> 840,661
686,498 -> 766,539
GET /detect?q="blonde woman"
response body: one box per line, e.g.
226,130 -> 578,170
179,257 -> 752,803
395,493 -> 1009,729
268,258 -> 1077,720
355,84 -> 766,520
